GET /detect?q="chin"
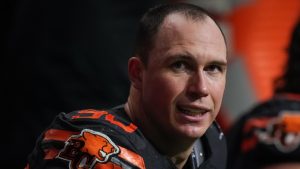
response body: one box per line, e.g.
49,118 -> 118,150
177,125 -> 207,139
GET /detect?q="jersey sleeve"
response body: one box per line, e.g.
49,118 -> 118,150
25,109 -> 146,169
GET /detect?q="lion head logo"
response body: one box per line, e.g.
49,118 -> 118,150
57,129 -> 120,169
255,112 -> 300,152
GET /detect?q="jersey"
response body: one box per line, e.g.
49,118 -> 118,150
26,105 -> 227,169
226,94 -> 300,169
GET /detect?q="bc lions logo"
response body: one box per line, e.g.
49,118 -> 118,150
255,112 -> 300,152
57,129 -> 120,169
255,113 -> 300,152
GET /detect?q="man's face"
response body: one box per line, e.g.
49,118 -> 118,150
140,13 -> 227,139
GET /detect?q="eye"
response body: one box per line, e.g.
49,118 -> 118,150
170,60 -> 191,73
204,64 -> 224,74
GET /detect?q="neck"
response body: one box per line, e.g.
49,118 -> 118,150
169,146 -> 194,169
155,134 -> 195,169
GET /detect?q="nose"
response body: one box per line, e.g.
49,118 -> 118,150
186,71 -> 209,100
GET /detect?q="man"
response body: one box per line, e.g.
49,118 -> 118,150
26,3 -> 227,169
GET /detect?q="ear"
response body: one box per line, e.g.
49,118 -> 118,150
128,57 -> 144,90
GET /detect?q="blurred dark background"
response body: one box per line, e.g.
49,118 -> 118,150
5,0 -> 163,168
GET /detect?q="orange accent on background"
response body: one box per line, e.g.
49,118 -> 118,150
228,0 -> 300,101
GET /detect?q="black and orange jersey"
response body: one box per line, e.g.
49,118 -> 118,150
26,105 -> 227,169
226,94 -> 300,169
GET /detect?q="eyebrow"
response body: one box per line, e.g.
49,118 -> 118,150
164,53 -> 227,67
162,54 -> 194,67
164,52 -> 195,62
208,60 -> 227,67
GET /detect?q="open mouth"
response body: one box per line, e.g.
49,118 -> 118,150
177,105 -> 208,116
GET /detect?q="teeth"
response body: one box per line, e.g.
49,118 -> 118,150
179,107 -> 206,115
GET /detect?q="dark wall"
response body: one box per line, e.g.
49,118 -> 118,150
5,0 -> 163,168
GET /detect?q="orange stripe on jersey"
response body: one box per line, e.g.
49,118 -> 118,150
105,114 -> 137,133
119,146 -> 146,169
43,129 -> 79,142
44,148 -> 60,159
42,130 -> 146,168
72,109 -> 108,120
243,117 -> 271,133
94,162 -> 123,169
43,146 -> 146,168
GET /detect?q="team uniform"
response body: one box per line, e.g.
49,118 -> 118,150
26,105 -> 227,169
226,94 -> 300,169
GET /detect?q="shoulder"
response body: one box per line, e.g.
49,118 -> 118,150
48,107 -> 141,153
27,107 -> 176,169
57,108 -> 138,134
27,107 -> 149,169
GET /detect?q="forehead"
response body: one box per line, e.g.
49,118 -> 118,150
149,13 -> 227,64
158,13 -> 225,46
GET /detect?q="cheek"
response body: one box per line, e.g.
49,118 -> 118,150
209,80 -> 226,111
143,74 -> 183,107
147,78 -> 174,99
